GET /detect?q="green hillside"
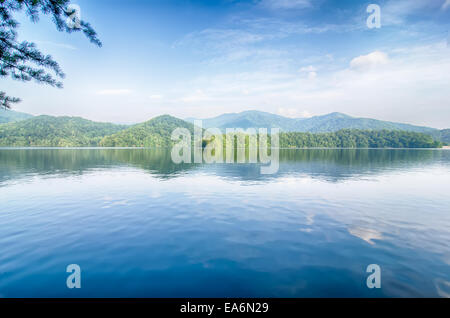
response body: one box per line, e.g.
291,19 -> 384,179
99,115 -> 195,147
0,116 -> 128,147
293,113 -> 439,134
0,109 -> 33,124
278,130 -> 442,148
213,129 -> 442,149
0,113 -> 444,148
439,129 -> 450,144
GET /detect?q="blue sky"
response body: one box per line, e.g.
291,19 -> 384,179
3,0 -> 450,128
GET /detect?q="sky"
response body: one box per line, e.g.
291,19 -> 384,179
2,0 -> 450,128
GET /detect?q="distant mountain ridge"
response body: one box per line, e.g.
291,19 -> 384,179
187,110 -> 437,133
187,110 -> 449,143
0,109 -> 33,124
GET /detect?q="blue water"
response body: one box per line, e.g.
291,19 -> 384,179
0,149 -> 449,297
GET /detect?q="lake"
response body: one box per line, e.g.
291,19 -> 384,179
0,148 -> 449,297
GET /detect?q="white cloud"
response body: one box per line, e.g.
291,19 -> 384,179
350,51 -> 389,71
278,108 -> 312,118
299,65 -> 317,79
96,89 -> 132,96
149,94 -> 163,100
165,42 -> 450,128
299,65 -> 316,72
307,71 -> 317,80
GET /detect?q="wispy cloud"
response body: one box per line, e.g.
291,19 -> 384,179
175,16 -> 352,68
96,89 -> 132,96
164,40 -> 450,128
179,89 -> 213,103
176,28 -> 266,50
442,0 -> 450,10
350,51 -> 389,71
35,41 -> 77,50
383,0 -> 447,25
278,107 -> 312,118
258,0 -> 313,10
299,65 -> 318,79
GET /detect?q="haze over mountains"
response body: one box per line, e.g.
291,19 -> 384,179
188,110 -> 448,142
0,109 -> 33,124
0,109 -> 449,147
187,111 -> 440,134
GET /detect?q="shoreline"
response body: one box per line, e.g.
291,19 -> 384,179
0,147 -> 447,150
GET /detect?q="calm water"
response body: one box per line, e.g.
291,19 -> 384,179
0,148 -> 449,298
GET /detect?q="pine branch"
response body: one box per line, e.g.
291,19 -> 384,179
0,0 -> 102,108
0,91 -> 20,109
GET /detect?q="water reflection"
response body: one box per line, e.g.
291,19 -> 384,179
0,148 -> 448,184
348,227 -> 383,245
0,148 -> 449,297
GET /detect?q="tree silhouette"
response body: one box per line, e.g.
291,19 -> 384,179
0,0 -> 101,109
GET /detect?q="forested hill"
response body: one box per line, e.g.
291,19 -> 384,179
278,130 -> 442,148
0,114 -> 444,148
439,129 -> 450,144
0,116 -> 128,147
99,115 -> 195,147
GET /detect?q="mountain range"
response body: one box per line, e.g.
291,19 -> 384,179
187,110 -> 440,134
187,110 -> 449,143
0,109 -> 448,147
